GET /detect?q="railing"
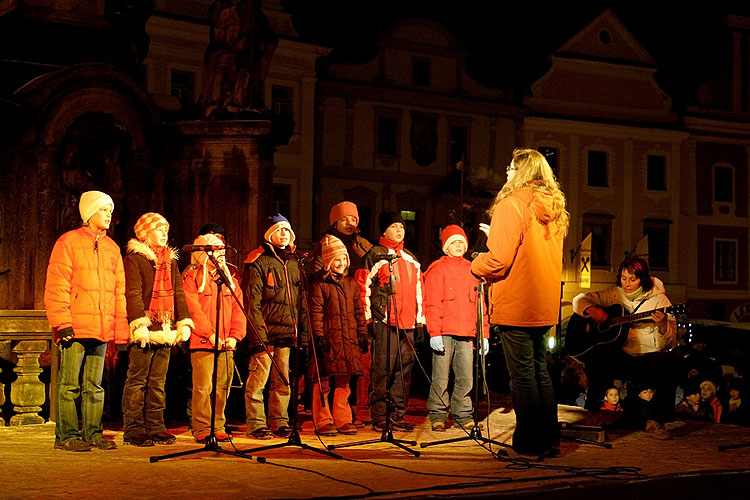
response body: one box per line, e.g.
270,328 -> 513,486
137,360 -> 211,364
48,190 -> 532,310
0,310 -> 54,426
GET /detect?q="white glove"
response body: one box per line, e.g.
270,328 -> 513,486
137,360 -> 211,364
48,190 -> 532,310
206,334 -> 216,347
132,327 -> 150,348
162,328 -> 178,346
481,338 -> 489,356
178,325 -> 191,343
430,336 -> 445,354
479,223 -> 490,238
224,337 -> 237,350
149,329 -> 166,345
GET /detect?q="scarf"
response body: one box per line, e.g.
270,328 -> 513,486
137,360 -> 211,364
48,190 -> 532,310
601,401 -> 623,412
149,245 -> 174,325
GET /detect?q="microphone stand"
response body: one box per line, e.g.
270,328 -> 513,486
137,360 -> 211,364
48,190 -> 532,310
419,278 -> 515,457
239,251 -> 340,459
328,257 -> 420,457
151,252 -> 262,463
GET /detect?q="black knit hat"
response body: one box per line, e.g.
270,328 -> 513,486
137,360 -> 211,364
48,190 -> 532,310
378,211 -> 405,235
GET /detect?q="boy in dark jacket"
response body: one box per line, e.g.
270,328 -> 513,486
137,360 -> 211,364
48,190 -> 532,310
242,214 -> 308,439
356,211 -> 424,431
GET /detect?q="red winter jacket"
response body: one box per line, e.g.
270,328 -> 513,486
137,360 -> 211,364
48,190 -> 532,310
44,226 -> 129,344
182,266 -> 246,350
423,256 -> 489,339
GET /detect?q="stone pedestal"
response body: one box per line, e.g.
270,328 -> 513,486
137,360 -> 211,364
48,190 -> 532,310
10,340 -> 47,425
172,120 -> 275,263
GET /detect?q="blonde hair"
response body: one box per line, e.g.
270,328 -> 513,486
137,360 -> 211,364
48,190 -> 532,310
488,148 -> 569,237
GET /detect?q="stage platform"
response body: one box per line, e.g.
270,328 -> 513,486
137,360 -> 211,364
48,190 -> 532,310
2,396 -> 750,499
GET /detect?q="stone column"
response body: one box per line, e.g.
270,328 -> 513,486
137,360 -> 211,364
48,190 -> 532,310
174,120 -> 275,258
10,340 -> 47,425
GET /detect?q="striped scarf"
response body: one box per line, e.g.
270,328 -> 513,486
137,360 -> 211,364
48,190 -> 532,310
149,245 -> 174,325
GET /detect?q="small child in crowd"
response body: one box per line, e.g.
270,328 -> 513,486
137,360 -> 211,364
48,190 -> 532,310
182,233 -> 246,442
308,235 -> 367,436
423,224 -> 489,432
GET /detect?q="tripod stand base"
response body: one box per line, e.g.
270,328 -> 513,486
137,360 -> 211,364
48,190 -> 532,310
150,436 -> 265,463
328,426 -> 420,457
240,430 -> 342,459
419,424 -> 516,457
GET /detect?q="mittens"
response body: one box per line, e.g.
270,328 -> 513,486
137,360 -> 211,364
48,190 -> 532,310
315,335 -> 331,355
131,326 -> 150,348
430,335 -> 445,354
481,337 -> 489,356
358,335 -> 370,354
178,325 -> 192,343
224,337 -> 237,350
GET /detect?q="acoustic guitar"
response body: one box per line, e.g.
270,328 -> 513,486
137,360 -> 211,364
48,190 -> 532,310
564,302 -> 688,363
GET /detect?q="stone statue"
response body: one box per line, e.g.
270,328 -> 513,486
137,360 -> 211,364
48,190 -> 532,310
197,0 -> 278,119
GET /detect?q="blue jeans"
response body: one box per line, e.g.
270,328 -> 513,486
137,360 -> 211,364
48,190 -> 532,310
121,344 -> 171,438
427,336 -> 474,423
369,323 -> 414,423
244,346 -> 291,432
55,339 -> 107,444
499,325 -> 559,453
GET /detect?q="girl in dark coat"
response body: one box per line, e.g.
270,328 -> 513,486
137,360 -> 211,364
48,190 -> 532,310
308,235 -> 368,436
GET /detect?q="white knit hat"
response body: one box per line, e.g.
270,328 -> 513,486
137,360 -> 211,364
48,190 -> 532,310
79,191 -> 114,223
190,234 -> 234,292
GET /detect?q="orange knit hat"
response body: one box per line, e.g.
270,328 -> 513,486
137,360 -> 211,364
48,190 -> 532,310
321,234 -> 349,271
134,212 -> 169,241
329,201 -> 359,227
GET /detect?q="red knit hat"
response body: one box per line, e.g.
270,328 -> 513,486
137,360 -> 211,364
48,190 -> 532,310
329,201 -> 359,227
134,212 -> 169,241
321,234 -> 349,271
440,224 -> 468,255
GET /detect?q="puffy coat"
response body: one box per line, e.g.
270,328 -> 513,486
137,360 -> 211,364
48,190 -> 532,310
308,272 -> 366,376
308,228 -> 373,277
44,226 -> 129,343
423,256 -> 490,339
123,239 -> 193,340
471,186 -> 564,327
182,266 -> 246,350
242,242 -> 309,352
355,236 -> 424,329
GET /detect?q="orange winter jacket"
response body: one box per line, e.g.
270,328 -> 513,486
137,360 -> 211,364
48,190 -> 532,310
470,186 -> 564,327
423,256 -> 490,339
44,226 -> 129,343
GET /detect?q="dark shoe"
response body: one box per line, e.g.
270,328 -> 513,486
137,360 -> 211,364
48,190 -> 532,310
273,425 -> 292,438
431,421 -> 446,432
336,423 -> 358,435
150,431 -> 176,445
390,419 -> 414,432
372,421 -> 385,431
124,433 -> 155,447
54,438 -> 91,452
195,434 -> 209,444
90,437 -> 117,450
315,423 -> 339,436
248,427 -> 273,440
351,418 -> 365,429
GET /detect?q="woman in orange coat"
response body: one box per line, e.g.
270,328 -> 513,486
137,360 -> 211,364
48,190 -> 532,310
471,148 -> 569,457
44,190 -> 129,452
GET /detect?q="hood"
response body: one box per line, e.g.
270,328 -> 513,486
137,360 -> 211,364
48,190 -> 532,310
515,186 -> 556,226
126,239 -> 178,262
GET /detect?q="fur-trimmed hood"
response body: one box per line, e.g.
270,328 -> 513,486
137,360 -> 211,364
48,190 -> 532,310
127,239 -> 179,262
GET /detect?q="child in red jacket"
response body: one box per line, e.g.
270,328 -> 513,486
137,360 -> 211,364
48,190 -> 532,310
424,225 -> 490,431
182,233 -> 246,442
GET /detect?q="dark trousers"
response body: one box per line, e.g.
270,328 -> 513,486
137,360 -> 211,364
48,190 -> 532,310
369,322 -> 414,423
121,344 -> 171,438
585,348 -> 680,424
499,325 -> 559,453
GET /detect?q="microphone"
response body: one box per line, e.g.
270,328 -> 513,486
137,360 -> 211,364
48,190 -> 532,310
182,244 -> 226,252
379,254 -> 400,261
469,251 -> 482,260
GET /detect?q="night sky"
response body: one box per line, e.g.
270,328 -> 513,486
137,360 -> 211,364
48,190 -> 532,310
285,0 -> 747,107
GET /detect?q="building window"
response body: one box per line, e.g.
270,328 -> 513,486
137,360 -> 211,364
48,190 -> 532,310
538,146 -> 559,178
643,219 -> 670,270
582,213 -> 613,268
376,116 -> 398,155
412,58 -> 431,86
715,239 -> 737,283
646,155 -> 667,191
170,70 -> 195,111
401,210 -> 418,251
587,150 -> 608,187
449,125 -> 468,167
272,183 -> 291,219
271,85 -> 293,120
714,165 -> 734,203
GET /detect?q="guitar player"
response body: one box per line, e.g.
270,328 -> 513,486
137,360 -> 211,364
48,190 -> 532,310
571,256 -> 680,440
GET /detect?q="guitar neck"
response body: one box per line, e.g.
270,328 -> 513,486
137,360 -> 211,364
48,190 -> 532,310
610,306 -> 667,326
